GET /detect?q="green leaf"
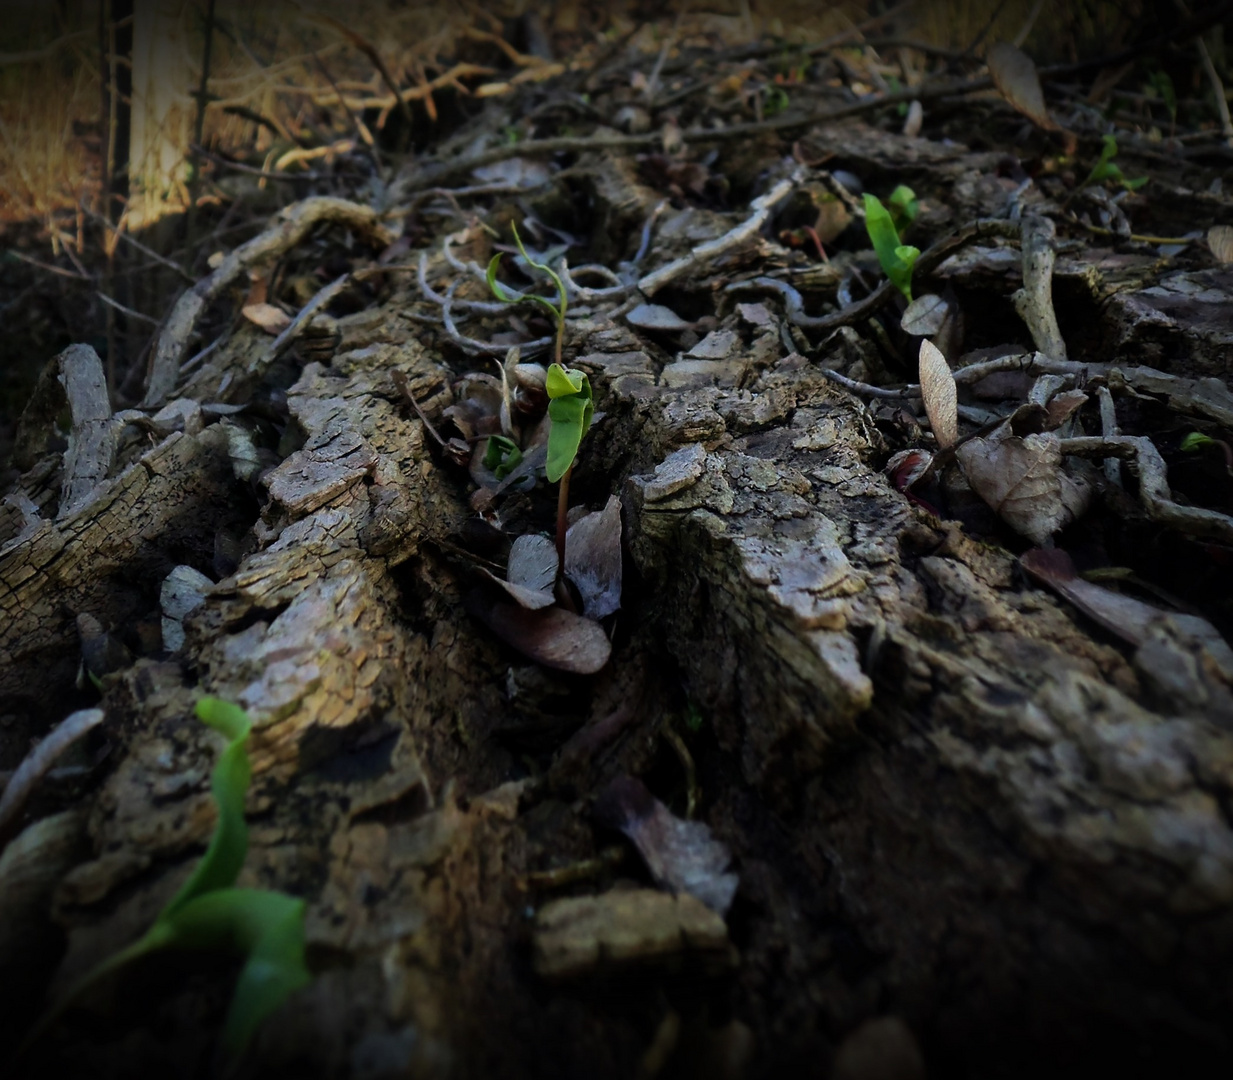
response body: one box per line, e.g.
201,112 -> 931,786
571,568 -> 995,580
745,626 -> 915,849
1181,432 -> 1217,452
764,85 -> 789,117
544,364 -> 593,483
889,245 -> 920,300
161,697 -> 254,918
23,698 -> 310,1066
864,193 -> 917,299
157,888 -> 311,1056
546,362 -> 585,398
483,434 -> 524,479
1085,134 -> 1147,191
888,184 -> 919,230
486,253 -> 520,304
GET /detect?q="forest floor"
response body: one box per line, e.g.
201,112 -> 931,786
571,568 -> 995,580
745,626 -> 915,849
2,7 -> 1233,1079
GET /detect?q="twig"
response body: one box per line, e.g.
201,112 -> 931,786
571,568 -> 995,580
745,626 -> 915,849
1012,214 -> 1068,360
1059,435 -> 1233,543
251,273 -> 350,374
1097,386 -> 1123,486
440,281 -> 552,356
191,143 -> 326,182
304,13 -> 414,126
0,709 -> 105,845
818,369 -> 919,400
403,73 -> 998,191
81,204 -> 194,281
390,369 -> 447,447
97,290 -> 161,326
6,249 -> 91,281
637,173 -> 799,295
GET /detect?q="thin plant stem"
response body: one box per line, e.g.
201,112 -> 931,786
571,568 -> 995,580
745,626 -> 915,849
556,463 -> 572,574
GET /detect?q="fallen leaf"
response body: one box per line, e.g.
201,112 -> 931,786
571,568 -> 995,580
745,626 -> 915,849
626,303 -> 692,332
482,534 -> 558,611
955,427 -> 1090,544
564,495 -> 623,620
918,339 -> 958,450
594,775 -> 739,915
900,293 -> 950,337
466,590 -> 611,674
241,302 -> 292,335
987,41 -> 1058,131
509,533 -> 559,594
1043,389 -> 1087,429
1208,225 -> 1233,263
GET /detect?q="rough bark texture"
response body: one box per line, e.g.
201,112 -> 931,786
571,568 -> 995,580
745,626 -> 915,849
2,123 -> 1233,1080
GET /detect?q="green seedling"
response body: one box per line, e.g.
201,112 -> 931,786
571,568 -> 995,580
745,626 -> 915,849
545,361 -> 594,568
1181,430 -> 1233,474
488,224 -> 592,571
763,85 -> 790,117
864,191 -> 921,301
483,434 -> 524,480
23,698 -> 310,1064
887,184 -> 920,233
486,221 -> 567,366
1084,134 -> 1148,192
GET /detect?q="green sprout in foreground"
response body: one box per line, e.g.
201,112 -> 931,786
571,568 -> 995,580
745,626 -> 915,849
864,188 -> 921,301
23,698 -> 310,1065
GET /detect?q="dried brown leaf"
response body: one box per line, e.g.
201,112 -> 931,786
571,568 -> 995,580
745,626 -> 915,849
466,591 -> 611,674
564,495 -> 623,620
901,294 -> 950,337
1208,225 -> 1233,263
987,42 -> 1057,131
956,428 -> 1090,544
594,776 -> 738,915
241,302 -> 292,335
918,339 -> 958,450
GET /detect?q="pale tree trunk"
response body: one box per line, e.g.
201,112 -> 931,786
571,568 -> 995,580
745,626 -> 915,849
126,0 -> 193,231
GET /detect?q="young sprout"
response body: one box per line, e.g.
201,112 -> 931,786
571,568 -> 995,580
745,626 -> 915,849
23,698 -> 310,1065
1082,135 -> 1148,192
486,221 -> 567,365
487,223 -> 593,570
545,362 -> 594,569
864,190 -> 921,301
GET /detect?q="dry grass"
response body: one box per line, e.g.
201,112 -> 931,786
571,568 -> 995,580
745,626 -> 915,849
0,0 -> 1183,232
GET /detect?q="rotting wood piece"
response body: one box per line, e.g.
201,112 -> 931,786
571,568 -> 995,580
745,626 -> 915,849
0,428 -> 240,716
12,344 -> 114,518
142,197 -> 394,408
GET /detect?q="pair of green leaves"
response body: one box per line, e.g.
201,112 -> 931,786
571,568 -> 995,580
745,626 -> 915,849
546,363 -> 593,483
864,185 -> 921,301
29,698 -> 310,1063
1085,134 -> 1148,192
483,434 -> 524,480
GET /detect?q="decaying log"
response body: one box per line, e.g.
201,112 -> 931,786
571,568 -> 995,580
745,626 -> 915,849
4,142 -> 1233,1077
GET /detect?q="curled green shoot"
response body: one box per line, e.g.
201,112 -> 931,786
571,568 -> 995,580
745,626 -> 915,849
21,698 -> 310,1066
